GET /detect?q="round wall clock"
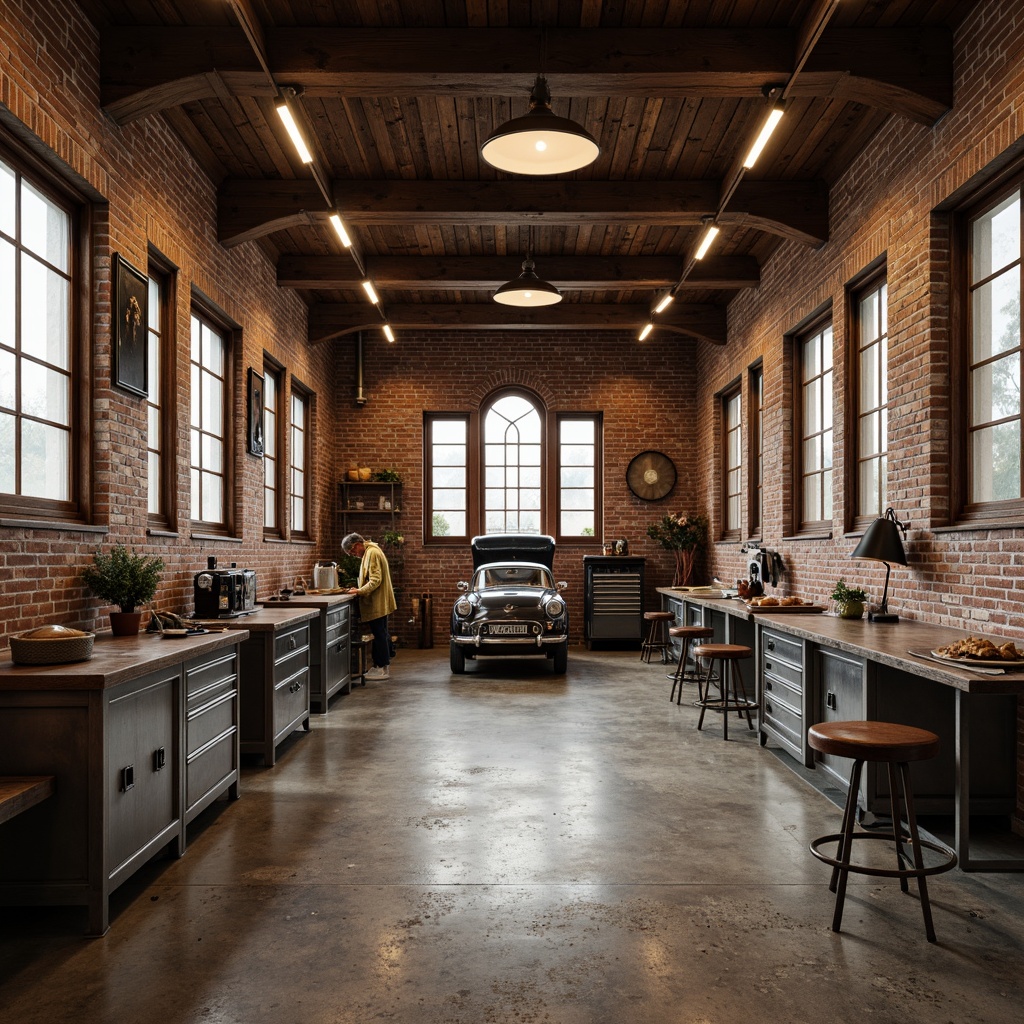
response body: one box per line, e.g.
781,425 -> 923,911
626,450 -> 677,501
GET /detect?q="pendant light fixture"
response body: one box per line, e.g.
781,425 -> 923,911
481,75 -> 600,175
493,254 -> 562,307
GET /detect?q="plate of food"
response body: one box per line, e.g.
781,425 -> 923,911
931,636 -> 1024,665
745,597 -> 825,613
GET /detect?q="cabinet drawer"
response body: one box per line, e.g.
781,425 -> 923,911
186,730 -> 235,816
325,630 -> 350,682
187,688 -> 237,756
186,649 -> 238,700
763,671 -> 801,712
274,668 -> 309,736
274,623 -> 310,665
761,630 -> 802,668
763,689 -> 803,750
761,653 -> 802,688
326,604 -> 350,631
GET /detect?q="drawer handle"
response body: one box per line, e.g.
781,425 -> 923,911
765,701 -> 773,715
765,660 -> 772,672
153,747 -> 166,772
765,680 -> 773,691
287,637 -> 297,651
766,638 -> 775,651
335,644 -> 345,654
121,764 -> 135,792
826,690 -> 837,711
289,681 -> 303,694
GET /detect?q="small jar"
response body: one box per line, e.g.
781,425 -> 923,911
379,495 -> 386,510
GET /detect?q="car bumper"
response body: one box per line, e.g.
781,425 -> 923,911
452,634 -> 568,649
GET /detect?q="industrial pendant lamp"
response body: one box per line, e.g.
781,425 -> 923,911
493,255 -> 562,307
481,75 -> 600,175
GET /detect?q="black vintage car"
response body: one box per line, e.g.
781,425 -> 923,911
450,534 -> 569,674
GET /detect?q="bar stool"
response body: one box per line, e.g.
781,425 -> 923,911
807,721 -> 956,943
640,611 -> 676,664
668,625 -> 714,703
692,643 -> 755,739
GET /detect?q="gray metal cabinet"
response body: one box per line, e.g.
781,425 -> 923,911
759,627 -> 809,765
813,648 -> 867,790
184,646 -> 240,823
273,596 -> 352,713
583,556 -> 645,646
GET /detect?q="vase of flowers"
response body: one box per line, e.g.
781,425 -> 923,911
646,512 -> 709,587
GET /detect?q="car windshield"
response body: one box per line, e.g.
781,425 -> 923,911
476,566 -> 552,589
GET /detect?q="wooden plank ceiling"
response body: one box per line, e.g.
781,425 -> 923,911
83,0 -> 972,344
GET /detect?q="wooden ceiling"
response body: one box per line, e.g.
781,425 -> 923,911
83,0 -> 972,344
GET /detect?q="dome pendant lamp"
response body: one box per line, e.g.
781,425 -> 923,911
493,255 -> 562,307
481,75 -> 600,175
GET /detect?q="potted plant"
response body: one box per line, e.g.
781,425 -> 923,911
831,578 -> 868,619
81,545 -> 165,635
646,512 -> 709,586
373,468 -> 402,482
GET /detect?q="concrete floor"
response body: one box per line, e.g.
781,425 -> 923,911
2,647 -> 1023,1023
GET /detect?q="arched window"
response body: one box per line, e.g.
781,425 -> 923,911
424,388 -> 601,543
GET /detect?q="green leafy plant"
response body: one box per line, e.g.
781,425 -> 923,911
381,529 -> 405,548
373,468 -> 402,482
81,545 -> 165,612
830,578 -> 868,604
338,552 -> 362,587
646,512 -> 709,551
432,512 -> 451,537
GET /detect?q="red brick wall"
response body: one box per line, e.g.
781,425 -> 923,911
0,0 -> 331,634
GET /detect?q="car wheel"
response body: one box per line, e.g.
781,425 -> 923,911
450,641 -> 466,674
551,641 -> 568,674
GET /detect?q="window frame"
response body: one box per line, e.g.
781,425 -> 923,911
847,263 -> 889,532
289,379 -> 312,540
747,362 -> 764,540
0,134 -> 91,524
188,297 -> 236,537
953,168 -> 1024,525
552,411 -> 602,545
262,358 -> 285,539
720,381 -> 743,540
424,412 -> 475,545
146,249 -> 177,532
792,312 -> 835,536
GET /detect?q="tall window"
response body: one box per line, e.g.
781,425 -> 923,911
0,149 -> 76,516
263,364 -> 281,534
748,364 -> 764,537
854,275 -> 889,520
190,312 -> 229,528
425,393 -> 601,542
146,258 -> 175,527
558,416 -> 597,537
722,387 -> 742,537
484,393 -> 542,533
290,386 -> 309,536
797,320 -> 834,530
967,187 -> 1021,507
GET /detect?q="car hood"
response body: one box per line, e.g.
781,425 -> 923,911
471,533 -> 555,570
475,586 -> 553,609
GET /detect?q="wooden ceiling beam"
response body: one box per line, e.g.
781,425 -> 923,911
101,26 -> 951,125
219,179 -> 827,247
308,302 -> 727,346
278,254 -> 759,291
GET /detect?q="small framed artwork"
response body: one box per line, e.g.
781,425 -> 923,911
248,367 -> 265,457
113,253 -> 148,397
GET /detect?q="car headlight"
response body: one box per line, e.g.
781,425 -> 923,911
455,598 -> 473,617
545,599 -> 565,618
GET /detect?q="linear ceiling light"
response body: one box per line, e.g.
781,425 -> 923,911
382,324 -> 395,343
492,256 -> 562,307
481,75 -> 600,176
329,213 -> 353,248
639,323 -> 654,341
742,103 -> 785,169
654,293 -> 674,314
694,222 -> 720,260
362,280 -> 380,304
275,94 -> 314,164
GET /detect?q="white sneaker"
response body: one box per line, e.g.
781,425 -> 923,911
364,666 -> 389,680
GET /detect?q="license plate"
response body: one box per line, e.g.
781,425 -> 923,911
489,623 -> 529,635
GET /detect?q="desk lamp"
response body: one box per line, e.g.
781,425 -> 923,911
850,508 -> 909,622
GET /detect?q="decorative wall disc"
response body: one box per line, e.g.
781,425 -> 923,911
626,450 -> 677,501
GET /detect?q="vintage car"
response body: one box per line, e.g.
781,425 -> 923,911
450,534 -> 569,674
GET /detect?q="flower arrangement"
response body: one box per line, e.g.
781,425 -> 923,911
647,512 -> 708,586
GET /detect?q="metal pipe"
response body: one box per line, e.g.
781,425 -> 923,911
355,330 -> 366,406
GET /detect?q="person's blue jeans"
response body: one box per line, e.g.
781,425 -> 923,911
368,615 -> 390,668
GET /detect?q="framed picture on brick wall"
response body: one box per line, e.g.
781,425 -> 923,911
248,367 -> 265,457
113,253 -> 148,397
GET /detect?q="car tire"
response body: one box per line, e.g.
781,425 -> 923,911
450,641 -> 466,674
551,641 -> 568,674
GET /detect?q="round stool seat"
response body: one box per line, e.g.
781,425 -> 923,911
692,643 -> 752,661
669,625 -> 713,638
808,721 -> 939,763
644,611 -> 676,621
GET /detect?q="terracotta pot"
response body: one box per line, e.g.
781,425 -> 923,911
109,611 -> 143,636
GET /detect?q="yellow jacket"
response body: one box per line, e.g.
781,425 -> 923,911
355,541 -> 397,621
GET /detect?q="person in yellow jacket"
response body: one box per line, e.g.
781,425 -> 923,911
342,533 -> 397,680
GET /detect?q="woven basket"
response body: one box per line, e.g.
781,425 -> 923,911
9,632 -> 95,665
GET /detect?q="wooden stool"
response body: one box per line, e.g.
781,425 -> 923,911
692,643 -> 755,739
668,625 -> 714,703
807,721 -> 957,943
640,611 -> 676,664
351,633 -> 373,687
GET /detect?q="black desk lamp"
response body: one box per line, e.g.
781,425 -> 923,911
850,508 -> 909,623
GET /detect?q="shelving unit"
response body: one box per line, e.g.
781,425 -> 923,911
339,480 -> 402,537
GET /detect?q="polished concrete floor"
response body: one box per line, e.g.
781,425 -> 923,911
2,647 -> 1024,1023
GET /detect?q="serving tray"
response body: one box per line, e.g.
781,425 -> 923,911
745,603 -> 825,614
930,649 -> 1024,668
